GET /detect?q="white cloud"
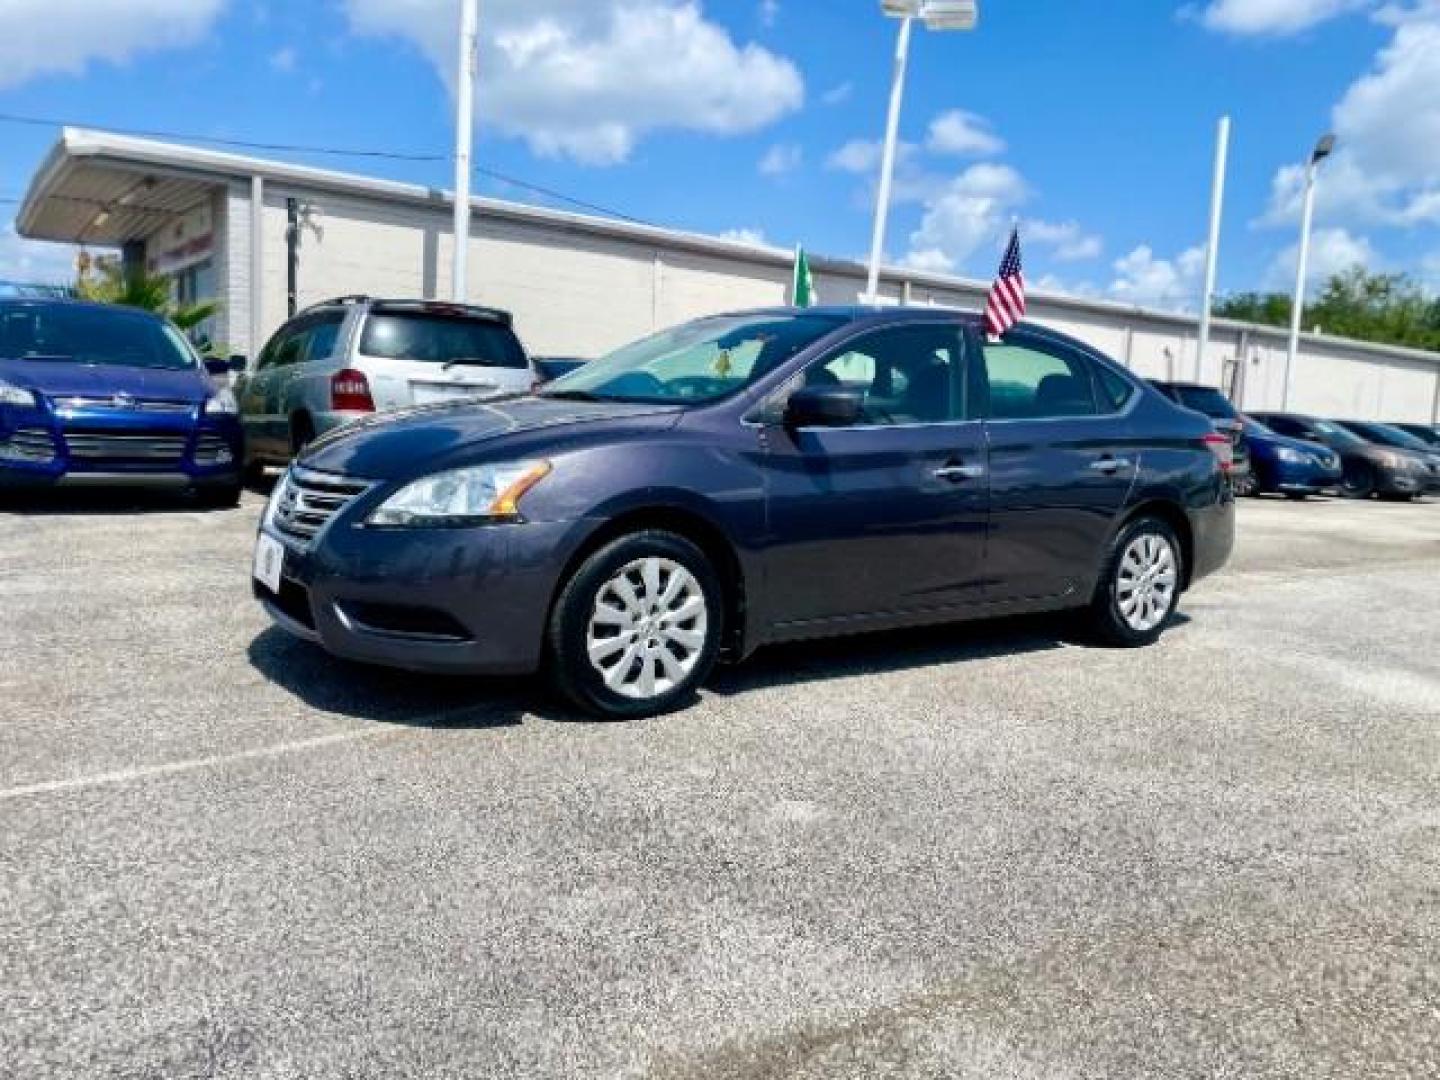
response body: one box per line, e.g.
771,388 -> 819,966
821,81 -> 853,106
1024,219 -> 1103,262
925,110 -> 1004,157
1263,227 -> 1377,288
906,164 -> 1028,271
826,138 -> 886,174
759,0 -> 779,27
1190,0 -> 1373,35
0,224 -> 78,286
0,0 -> 225,88
344,0 -> 804,166
719,227 -> 769,246
270,46 -> 297,72
1109,244 -> 1206,309
1257,4 -> 1440,232
758,142 -> 802,177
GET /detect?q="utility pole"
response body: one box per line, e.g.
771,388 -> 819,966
452,0 -> 479,302
1196,115 -> 1230,383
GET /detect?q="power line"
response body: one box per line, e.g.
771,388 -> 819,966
0,110 -> 655,226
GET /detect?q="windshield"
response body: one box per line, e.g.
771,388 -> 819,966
1240,415 -> 1274,436
540,313 -> 845,404
1173,385 -> 1239,419
1307,419 -> 1366,449
359,311 -> 527,369
1344,421 -> 1431,452
0,303 -> 197,371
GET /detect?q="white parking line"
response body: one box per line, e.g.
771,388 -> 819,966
1,727 -> 400,804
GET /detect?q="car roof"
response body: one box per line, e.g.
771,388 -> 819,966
0,296 -> 167,321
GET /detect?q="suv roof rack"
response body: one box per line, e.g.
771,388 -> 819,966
296,295 -> 372,316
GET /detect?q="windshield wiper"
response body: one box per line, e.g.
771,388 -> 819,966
18,354 -> 75,363
538,388 -> 603,402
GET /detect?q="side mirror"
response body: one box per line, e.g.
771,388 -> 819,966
228,354 -> 248,373
785,385 -> 864,428
203,357 -> 231,377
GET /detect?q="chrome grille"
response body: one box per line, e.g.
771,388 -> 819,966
193,434 -> 234,467
51,395 -> 194,415
271,467 -> 371,545
63,433 -> 187,463
0,427 -> 56,462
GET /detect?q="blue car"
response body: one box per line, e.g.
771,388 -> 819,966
254,307 -> 1234,719
1235,414 -> 1342,499
0,299 -> 244,504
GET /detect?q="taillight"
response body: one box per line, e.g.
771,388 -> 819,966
330,368 -> 375,412
1203,431 -> 1234,472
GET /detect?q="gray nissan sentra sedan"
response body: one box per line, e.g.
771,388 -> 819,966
253,307 -> 1235,719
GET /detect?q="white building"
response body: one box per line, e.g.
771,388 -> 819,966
17,126 -> 1440,423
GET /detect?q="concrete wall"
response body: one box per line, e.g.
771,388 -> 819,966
215,179 -> 1440,424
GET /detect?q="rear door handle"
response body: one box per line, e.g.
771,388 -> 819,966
1088,456 -> 1132,474
933,463 -> 986,482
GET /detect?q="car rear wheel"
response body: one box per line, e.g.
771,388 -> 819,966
547,531 -> 723,719
1339,462 -> 1376,499
1086,516 -> 1183,647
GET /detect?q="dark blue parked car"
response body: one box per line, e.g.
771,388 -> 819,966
1234,414 -> 1341,499
0,299 -> 243,504
252,308 -> 1235,718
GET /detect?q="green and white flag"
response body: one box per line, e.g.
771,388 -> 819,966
791,245 -> 817,308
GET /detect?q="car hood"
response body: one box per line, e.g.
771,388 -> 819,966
1258,431 -> 1335,458
0,358 -> 208,402
299,394 -> 684,480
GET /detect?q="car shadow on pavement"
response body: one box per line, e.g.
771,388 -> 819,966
0,488 -> 239,515
247,626 -> 548,729
707,611 -> 1189,699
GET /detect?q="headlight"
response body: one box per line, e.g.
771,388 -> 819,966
204,388 -> 238,415
1275,446 -> 1306,464
0,377 -> 36,408
1378,452 -> 1408,469
263,469 -> 291,527
367,460 -> 552,527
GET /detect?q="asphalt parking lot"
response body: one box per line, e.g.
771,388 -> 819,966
2,490 -> 1437,1078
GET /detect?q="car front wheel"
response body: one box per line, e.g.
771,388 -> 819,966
1086,516 -> 1183,647
547,531 -> 723,719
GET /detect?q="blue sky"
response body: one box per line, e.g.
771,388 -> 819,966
1,0 -> 1435,311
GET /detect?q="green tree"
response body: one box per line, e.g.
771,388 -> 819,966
75,262 -> 219,337
1214,267 -> 1440,353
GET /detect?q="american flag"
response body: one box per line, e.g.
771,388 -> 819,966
984,228 -> 1026,340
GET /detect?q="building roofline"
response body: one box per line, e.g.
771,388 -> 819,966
16,127 -> 1440,370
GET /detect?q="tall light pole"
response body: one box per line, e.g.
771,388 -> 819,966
865,0 -> 978,303
451,0 -> 479,302
1282,132 -> 1335,409
1195,115 -> 1230,383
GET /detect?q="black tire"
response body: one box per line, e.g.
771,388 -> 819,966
290,414 -> 316,459
1234,467 -> 1261,498
1285,491 -> 1308,501
1084,516 -> 1184,648
547,530 -> 723,719
1339,462 -> 1376,500
1378,492 -> 1415,503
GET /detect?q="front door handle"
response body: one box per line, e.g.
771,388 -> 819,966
933,463 -> 986,482
1088,456 -> 1132,474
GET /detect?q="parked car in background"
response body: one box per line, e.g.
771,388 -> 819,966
253,308 -> 1235,719
1234,414 -> 1341,499
237,296 -> 533,475
1147,381 -> 1251,487
1332,420 -> 1440,495
0,298 -> 243,504
1250,412 -> 1431,500
1391,422 -> 1440,448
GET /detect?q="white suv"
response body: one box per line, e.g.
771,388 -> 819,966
236,296 -> 534,471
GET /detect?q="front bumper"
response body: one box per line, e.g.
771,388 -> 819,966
254,515 -> 582,676
1267,457 -> 1342,494
1375,467 -> 1431,496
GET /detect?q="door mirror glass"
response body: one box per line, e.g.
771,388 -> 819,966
228,354 -> 247,372
203,357 -> 230,377
785,385 -> 864,428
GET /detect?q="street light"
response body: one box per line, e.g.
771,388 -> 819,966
1282,132 -> 1335,408
865,0 -> 979,303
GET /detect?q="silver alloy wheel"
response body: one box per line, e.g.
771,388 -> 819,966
1115,532 -> 1178,633
585,557 -> 708,700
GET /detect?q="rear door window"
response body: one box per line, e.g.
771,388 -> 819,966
981,337 -> 1098,419
359,311 -> 527,369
